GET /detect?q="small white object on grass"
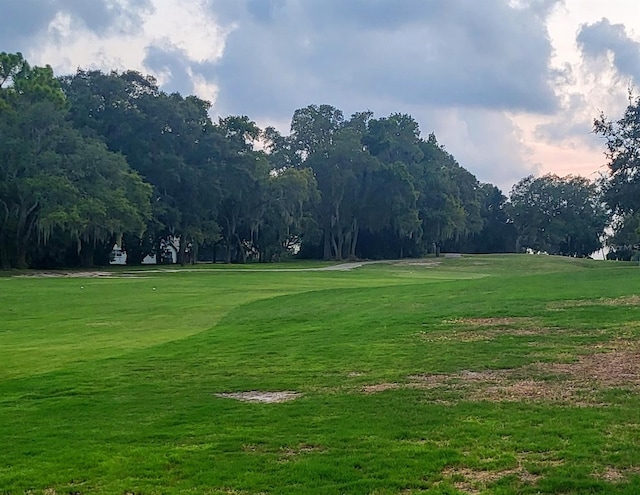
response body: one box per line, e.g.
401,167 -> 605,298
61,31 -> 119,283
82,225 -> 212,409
152,287 -> 156,291
80,286 -> 84,290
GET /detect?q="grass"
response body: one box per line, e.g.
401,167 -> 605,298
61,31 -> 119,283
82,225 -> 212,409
1,255 -> 640,494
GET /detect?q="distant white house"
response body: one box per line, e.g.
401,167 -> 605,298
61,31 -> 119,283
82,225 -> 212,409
109,244 -> 127,265
142,237 -> 179,264
110,237 -> 180,265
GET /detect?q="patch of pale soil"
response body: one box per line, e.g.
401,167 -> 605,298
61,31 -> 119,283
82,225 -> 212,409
592,466 -> 640,483
347,371 -> 365,377
549,295 -> 640,310
396,260 -> 442,267
597,467 -> 626,482
214,391 -> 301,403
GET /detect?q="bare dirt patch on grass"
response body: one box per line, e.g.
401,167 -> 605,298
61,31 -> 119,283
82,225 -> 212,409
397,260 -> 442,268
214,391 -> 301,403
545,345 -> 640,387
594,466 -> 640,483
362,345 -> 640,404
440,465 -> 539,494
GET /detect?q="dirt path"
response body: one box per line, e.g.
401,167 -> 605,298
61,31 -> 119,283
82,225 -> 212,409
13,259 -> 444,278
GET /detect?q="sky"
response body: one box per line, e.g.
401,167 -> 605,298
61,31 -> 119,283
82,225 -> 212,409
2,0 -> 640,193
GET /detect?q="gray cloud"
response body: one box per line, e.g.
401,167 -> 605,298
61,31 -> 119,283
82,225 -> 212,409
144,44 -> 195,95
534,93 -> 597,146
577,18 -> 640,82
0,0 -> 59,52
207,0 -> 561,122
57,0 -> 153,34
0,0 -> 153,53
426,108 -> 540,192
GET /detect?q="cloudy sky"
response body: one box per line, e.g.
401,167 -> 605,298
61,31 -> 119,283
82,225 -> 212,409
3,0 -> 640,192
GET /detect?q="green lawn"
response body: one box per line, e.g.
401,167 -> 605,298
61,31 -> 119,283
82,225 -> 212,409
1,255 -> 639,494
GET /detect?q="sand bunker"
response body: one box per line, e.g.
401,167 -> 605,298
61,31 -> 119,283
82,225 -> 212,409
214,391 -> 301,403
14,270 -> 116,278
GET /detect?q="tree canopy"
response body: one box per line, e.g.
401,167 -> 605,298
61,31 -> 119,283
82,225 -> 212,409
0,52 -> 613,268
594,92 -> 640,260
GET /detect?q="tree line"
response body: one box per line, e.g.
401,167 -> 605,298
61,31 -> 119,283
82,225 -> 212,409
1,52 -> 633,269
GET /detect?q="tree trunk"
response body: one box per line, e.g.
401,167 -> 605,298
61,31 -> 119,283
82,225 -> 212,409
334,231 -> 344,261
235,234 -> 246,263
15,245 -> 28,269
322,224 -> 332,260
224,217 -> 235,264
191,242 -> 198,265
349,218 -> 359,260
178,236 -> 187,266
0,203 -> 10,269
79,241 -> 94,267
15,201 -> 39,269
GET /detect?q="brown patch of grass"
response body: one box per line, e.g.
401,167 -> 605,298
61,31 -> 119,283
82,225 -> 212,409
421,327 -> 549,343
443,317 -> 533,326
475,380 -> 578,403
361,346 -> 640,405
548,295 -> 640,310
441,465 -> 540,493
423,318 -> 548,343
362,382 -> 401,393
278,444 -> 322,461
545,346 -> 640,387
516,451 -> 564,467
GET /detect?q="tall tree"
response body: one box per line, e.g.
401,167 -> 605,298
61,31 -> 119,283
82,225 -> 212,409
508,174 -> 606,257
594,92 -> 640,215
0,54 -> 151,268
594,92 -> 640,257
61,70 -> 220,264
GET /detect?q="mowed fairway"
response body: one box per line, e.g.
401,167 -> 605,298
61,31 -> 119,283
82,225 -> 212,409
1,256 -> 640,494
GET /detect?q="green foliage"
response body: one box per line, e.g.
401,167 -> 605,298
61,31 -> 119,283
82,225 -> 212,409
508,174 -> 607,256
2,52 -> 609,268
0,57 -> 151,268
594,94 -> 640,254
594,92 -> 640,215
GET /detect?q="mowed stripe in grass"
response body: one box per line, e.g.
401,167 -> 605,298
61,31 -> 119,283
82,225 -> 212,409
1,256 -> 640,494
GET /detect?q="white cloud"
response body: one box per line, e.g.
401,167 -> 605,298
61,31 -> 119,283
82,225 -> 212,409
29,0 -> 228,104
142,0 -> 228,63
